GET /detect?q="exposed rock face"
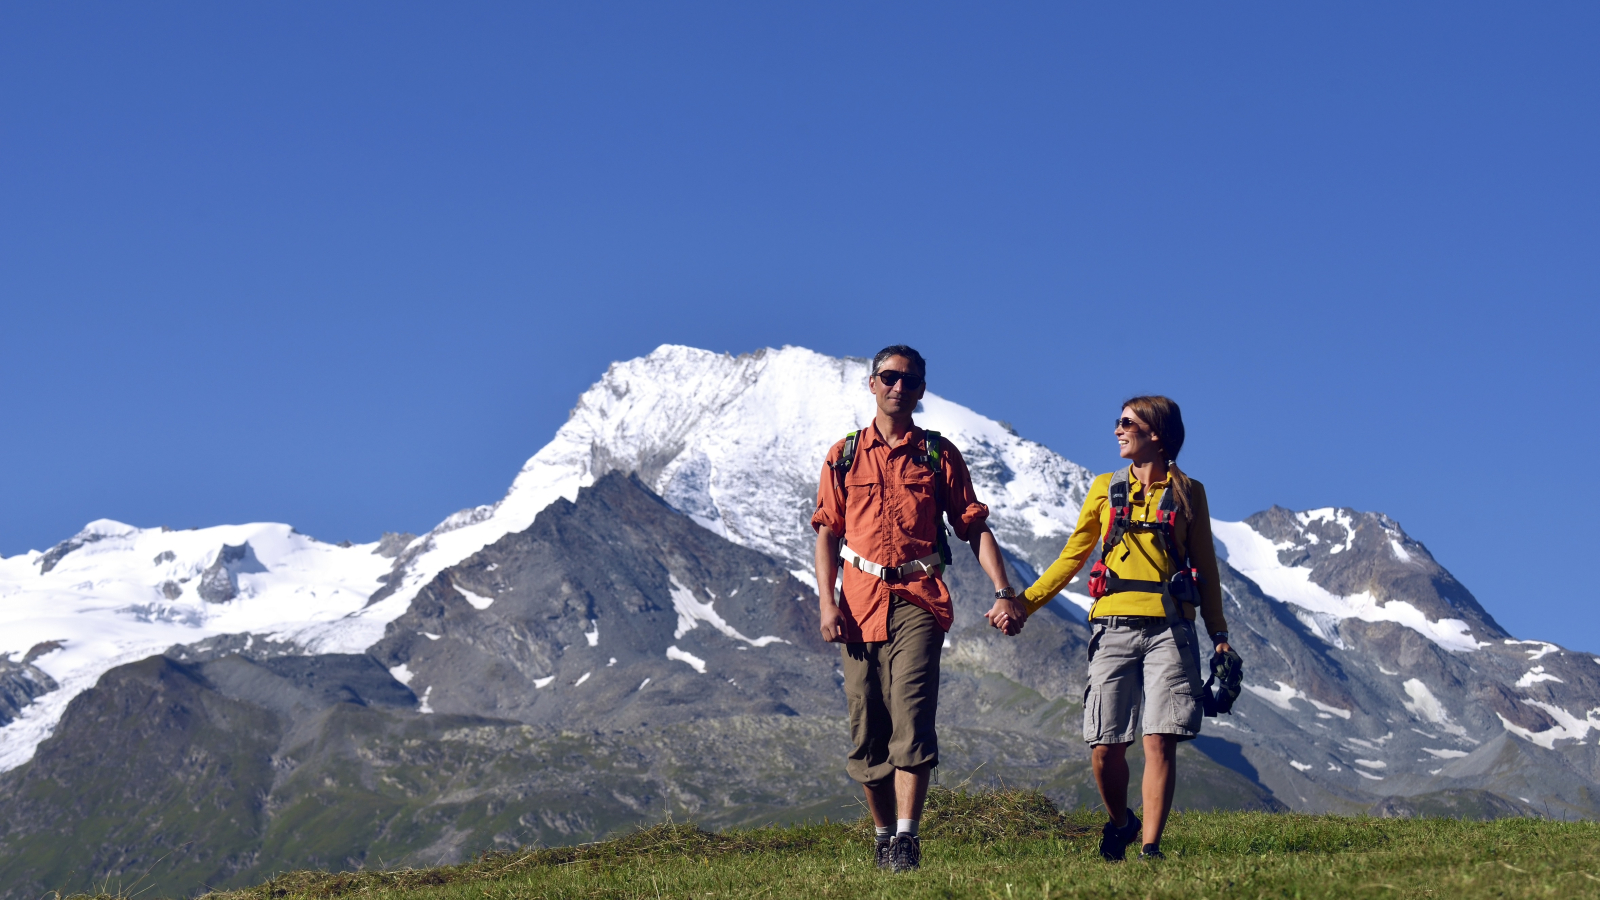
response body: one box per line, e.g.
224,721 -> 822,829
0,659 -> 56,728
35,533 -> 107,574
197,542 -> 268,603
374,532 -> 418,558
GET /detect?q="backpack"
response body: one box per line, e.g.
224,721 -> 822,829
1085,467 -> 1200,612
830,429 -> 954,568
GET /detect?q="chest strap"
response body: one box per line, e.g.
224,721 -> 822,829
840,543 -> 944,584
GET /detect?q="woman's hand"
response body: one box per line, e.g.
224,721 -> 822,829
984,598 -> 1027,636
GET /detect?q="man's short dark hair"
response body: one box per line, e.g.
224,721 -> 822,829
871,344 -> 926,379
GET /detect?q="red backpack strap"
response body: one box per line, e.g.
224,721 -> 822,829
1102,466 -> 1133,558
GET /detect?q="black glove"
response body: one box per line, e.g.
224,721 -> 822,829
1201,647 -> 1244,717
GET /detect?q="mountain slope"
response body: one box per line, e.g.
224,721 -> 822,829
0,474 -> 1273,898
0,343 -> 1597,897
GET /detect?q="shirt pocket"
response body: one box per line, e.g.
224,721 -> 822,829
841,472 -> 880,523
891,473 -> 938,535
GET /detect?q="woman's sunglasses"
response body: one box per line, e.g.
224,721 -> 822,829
875,370 -> 925,391
1114,417 -> 1144,432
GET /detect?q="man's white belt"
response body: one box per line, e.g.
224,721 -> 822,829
840,543 -> 944,584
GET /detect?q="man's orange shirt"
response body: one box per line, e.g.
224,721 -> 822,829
811,422 -> 990,642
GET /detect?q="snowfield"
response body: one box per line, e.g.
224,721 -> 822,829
0,519 -> 391,770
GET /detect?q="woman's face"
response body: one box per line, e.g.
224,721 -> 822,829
1115,407 -> 1160,461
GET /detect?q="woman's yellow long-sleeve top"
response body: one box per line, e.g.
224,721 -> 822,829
1021,469 -> 1229,636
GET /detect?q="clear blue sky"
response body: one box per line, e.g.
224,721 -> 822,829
3,4 -> 1596,651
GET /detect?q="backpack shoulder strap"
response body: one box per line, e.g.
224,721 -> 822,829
1103,467 -> 1133,557
922,430 -> 952,566
830,430 -> 859,495
833,430 -> 859,473
923,430 -> 947,513
1154,474 -> 1190,566
1108,466 -> 1131,503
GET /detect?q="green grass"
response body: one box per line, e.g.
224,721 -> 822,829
65,788 -> 1600,900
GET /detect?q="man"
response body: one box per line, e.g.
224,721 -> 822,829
811,344 -> 1025,873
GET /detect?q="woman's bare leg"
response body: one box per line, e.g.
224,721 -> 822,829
1091,742 -> 1132,826
1141,733 -> 1177,846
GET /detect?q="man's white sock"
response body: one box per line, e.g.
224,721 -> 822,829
875,825 -> 892,840
897,818 -> 918,836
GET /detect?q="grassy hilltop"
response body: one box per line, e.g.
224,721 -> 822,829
64,788 -> 1600,900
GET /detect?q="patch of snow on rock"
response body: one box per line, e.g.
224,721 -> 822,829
1242,680 -> 1351,718
1504,639 -> 1559,661
668,575 -> 785,647
452,583 -> 494,610
1515,666 -> 1563,687
1497,701 -> 1599,750
1401,679 -> 1470,738
666,645 -> 708,673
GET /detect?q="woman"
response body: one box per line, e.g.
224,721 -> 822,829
991,396 -> 1232,861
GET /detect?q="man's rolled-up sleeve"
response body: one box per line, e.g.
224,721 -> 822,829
811,442 -> 846,536
939,443 -> 989,542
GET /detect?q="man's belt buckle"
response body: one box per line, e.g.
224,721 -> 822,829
880,565 -> 904,584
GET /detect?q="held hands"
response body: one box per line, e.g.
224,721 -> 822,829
984,596 -> 1028,636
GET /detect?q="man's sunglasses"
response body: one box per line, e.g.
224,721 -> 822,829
875,370 -> 925,391
1114,417 -> 1144,432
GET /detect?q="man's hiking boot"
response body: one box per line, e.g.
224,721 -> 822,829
1140,844 -> 1165,860
875,837 -> 893,870
1099,812 -> 1141,862
889,833 -> 921,872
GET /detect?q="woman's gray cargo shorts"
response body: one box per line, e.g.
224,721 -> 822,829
1083,616 -> 1205,744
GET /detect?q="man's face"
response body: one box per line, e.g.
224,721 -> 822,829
869,355 -> 925,417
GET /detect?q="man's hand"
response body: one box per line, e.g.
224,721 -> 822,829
815,525 -> 845,642
984,598 -> 1027,636
819,599 -> 847,643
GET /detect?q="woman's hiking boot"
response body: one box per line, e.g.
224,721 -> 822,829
1099,812 -> 1142,861
889,833 -> 921,872
1140,844 -> 1165,860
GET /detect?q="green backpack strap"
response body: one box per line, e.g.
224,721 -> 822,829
830,430 -> 859,495
923,430 -> 953,566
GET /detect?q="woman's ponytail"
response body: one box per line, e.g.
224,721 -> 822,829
1166,460 -> 1194,524
1121,395 -> 1192,522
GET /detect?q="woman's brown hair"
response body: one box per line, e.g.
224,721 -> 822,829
1121,395 -> 1193,522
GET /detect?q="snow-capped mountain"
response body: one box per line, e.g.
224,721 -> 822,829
1,342 -> 1596,823
0,345 -> 1091,771
0,519 -> 398,770
335,344 -> 1095,651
